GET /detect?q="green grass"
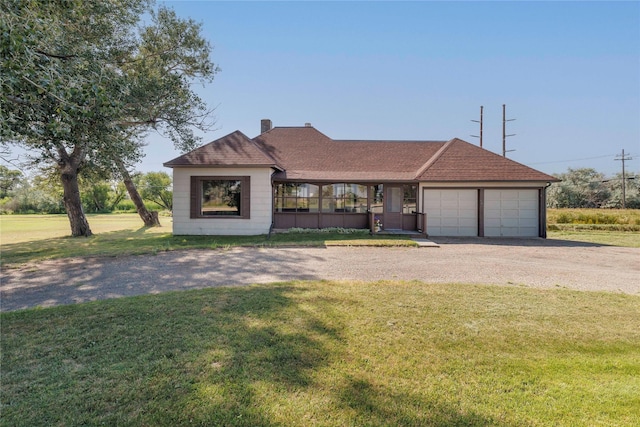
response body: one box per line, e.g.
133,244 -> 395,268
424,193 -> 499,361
546,209 -> 640,247
547,208 -> 640,230
548,230 -> 640,247
2,212 -> 640,267
0,214 -> 414,267
2,281 -> 639,426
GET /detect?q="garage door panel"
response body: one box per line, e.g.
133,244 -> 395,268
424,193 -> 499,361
459,218 -> 477,227
484,190 -> 539,237
520,210 -> 538,219
441,200 -> 460,208
519,217 -> 538,227
442,209 -> 460,217
441,217 -> 461,226
520,200 -> 538,209
485,218 -> 500,227
424,189 -> 478,237
501,218 -> 519,227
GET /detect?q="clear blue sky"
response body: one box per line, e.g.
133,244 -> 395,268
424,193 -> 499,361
31,1 -> 640,176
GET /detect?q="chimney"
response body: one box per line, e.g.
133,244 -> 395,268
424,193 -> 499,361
261,119 -> 272,134
304,122 -> 312,127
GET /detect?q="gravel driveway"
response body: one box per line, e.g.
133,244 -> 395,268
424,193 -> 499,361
2,238 -> 639,312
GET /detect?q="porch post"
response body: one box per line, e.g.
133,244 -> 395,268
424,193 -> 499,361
369,210 -> 376,234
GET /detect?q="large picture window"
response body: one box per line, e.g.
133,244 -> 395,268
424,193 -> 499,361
191,176 -> 250,219
322,183 -> 367,213
274,183 -> 319,212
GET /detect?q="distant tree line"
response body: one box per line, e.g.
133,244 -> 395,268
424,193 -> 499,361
0,166 -> 172,214
3,166 -> 638,214
547,168 -> 640,209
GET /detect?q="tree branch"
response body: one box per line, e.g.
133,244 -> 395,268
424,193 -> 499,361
35,49 -> 77,60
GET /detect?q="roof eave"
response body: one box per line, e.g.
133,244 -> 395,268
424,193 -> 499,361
163,163 -> 283,171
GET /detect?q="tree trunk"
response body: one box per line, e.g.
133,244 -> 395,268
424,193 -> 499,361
116,158 -> 160,227
60,164 -> 93,237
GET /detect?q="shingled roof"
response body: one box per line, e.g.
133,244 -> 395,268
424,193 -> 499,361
165,126 -> 557,183
163,130 -> 281,169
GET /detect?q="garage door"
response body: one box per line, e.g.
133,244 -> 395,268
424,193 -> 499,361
484,190 -> 539,237
423,189 -> 478,236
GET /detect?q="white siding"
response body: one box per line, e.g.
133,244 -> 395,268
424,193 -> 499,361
422,189 -> 478,236
484,189 -> 539,237
171,167 -> 274,235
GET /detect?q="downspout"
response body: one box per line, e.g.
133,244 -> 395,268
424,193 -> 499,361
541,182 -> 552,238
268,170 -> 276,239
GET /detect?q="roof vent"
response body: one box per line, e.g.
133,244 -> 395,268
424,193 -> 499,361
304,122 -> 312,127
261,119 -> 272,133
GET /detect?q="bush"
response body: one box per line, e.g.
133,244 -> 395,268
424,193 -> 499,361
547,209 -> 640,230
286,227 -> 370,234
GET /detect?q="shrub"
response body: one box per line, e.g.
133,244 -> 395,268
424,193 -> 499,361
286,227 -> 370,234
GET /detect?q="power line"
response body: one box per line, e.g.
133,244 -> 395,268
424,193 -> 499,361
529,154 -> 619,166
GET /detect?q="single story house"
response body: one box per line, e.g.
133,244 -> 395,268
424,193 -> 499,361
164,120 -> 559,237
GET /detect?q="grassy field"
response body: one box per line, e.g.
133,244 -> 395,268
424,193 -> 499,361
547,208 -> 640,228
546,209 -> 640,247
0,214 -> 415,267
1,212 -> 639,267
2,281 -> 639,426
2,213 -> 639,425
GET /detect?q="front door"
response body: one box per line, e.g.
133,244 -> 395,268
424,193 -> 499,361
385,185 -> 403,230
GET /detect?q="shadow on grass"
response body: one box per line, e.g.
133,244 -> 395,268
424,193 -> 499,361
339,376 -> 503,427
1,285 -> 502,426
0,229 -> 413,268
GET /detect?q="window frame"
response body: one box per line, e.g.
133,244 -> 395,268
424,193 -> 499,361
190,176 -> 251,219
274,183 -> 320,213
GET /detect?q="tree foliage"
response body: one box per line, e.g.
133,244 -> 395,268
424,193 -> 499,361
136,171 -> 173,210
548,168 -> 639,209
0,165 -> 22,198
1,0 -> 217,235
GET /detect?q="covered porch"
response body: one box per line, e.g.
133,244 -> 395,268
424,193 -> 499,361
273,182 -> 424,233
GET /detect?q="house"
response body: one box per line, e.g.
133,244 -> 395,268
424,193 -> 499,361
164,119 -> 559,237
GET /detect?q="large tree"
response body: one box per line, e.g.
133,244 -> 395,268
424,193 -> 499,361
1,0 -> 217,236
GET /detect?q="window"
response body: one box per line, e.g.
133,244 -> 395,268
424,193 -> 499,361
403,184 -> 417,214
321,183 -> 367,213
344,184 -> 368,213
190,176 -> 250,219
370,184 -> 384,213
274,183 -> 319,212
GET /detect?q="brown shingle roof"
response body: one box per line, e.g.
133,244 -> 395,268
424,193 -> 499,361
416,138 -> 558,182
165,126 -> 558,183
163,130 -> 280,169
255,127 -> 447,181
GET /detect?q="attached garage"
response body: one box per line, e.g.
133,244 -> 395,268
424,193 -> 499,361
423,189 -> 478,236
484,189 -> 539,237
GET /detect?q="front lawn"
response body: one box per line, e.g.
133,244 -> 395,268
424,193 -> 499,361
2,281 -> 639,426
0,214 -> 414,267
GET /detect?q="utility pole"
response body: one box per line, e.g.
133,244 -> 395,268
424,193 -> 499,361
615,149 -> 632,209
471,105 -> 483,148
502,104 -> 516,157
